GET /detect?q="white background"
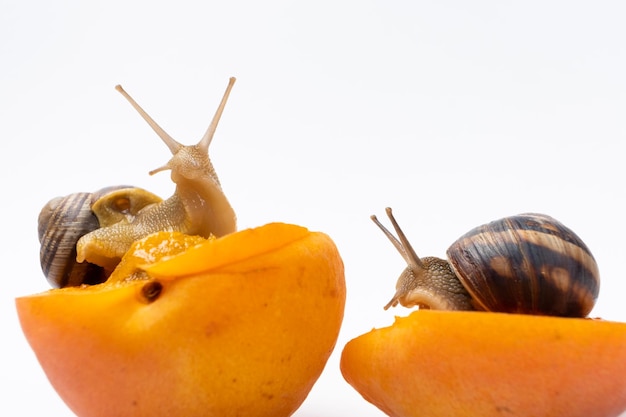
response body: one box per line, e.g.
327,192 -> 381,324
2,1 -> 625,416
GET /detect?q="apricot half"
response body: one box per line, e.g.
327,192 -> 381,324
17,223 -> 346,417
341,310 -> 626,417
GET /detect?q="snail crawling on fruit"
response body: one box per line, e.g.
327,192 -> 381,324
371,207 -> 600,317
38,78 -> 237,288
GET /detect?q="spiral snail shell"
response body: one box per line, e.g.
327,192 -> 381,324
38,186 -> 162,288
371,208 -> 600,317
38,78 -> 238,288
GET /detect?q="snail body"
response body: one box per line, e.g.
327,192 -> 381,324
371,208 -> 600,317
39,78 -> 237,288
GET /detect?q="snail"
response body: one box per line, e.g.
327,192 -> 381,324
38,78 -> 238,288
371,207 -> 600,317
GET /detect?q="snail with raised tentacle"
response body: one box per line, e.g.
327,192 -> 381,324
38,78 -> 238,288
371,207 -> 600,317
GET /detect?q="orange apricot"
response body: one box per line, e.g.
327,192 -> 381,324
341,310 -> 626,417
17,223 -> 345,417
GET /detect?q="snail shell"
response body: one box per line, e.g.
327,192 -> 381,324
372,208 -> 600,318
39,192 -> 101,288
39,186 -> 162,288
446,213 -> 600,317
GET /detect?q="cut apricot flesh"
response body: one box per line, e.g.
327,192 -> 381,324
17,223 -> 346,417
341,310 -> 626,417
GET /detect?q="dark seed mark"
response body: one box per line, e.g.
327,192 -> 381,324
141,281 -> 163,303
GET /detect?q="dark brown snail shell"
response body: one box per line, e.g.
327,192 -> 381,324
446,213 -> 600,317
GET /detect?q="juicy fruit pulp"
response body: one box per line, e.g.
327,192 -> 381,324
17,223 -> 346,417
341,310 -> 626,417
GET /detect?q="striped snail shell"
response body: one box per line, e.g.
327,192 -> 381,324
38,186 -> 162,288
371,208 -> 600,318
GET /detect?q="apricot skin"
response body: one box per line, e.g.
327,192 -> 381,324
341,310 -> 626,417
16,223 -> 346,417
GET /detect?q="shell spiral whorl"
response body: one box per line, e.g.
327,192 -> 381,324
39,192 -> 104,288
